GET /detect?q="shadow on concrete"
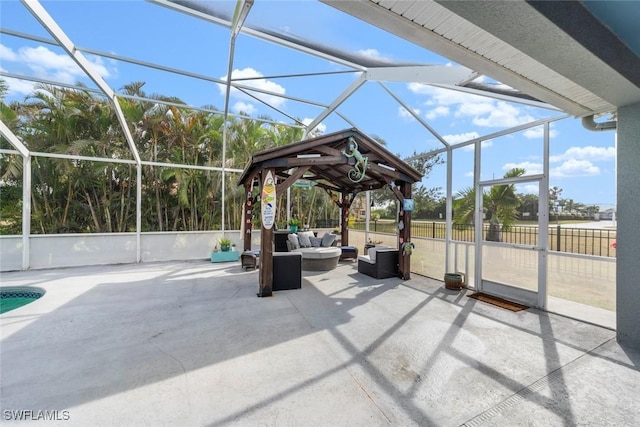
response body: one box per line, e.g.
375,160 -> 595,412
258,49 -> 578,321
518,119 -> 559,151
1,261 -> 636,425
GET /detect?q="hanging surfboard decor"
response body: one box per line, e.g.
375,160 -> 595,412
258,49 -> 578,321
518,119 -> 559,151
261,170 -> 276,229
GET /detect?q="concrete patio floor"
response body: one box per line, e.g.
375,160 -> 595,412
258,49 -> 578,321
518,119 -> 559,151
1,260 -> 638,426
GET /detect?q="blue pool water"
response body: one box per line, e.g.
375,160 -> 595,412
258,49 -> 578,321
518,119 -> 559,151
0,287 -> 45,314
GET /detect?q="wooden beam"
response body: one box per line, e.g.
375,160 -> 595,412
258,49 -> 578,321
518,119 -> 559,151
286,156 -> 345,167
240,128 -> 423,187
363,153 -> 385,163
275,166 -> 310,194
340,191 -> 350,246
387,180 -> 405,202
316,182 -> 341,193
351,133 -> 424,182
241,169 -> 260,188
368,162 -> 402,180
251,130 -> 353,163
399,181 -> 412,280
314,145 -> 343,156
243,181 -> 254,252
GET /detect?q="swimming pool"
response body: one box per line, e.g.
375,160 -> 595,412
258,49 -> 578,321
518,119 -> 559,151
0,287 -> 45,314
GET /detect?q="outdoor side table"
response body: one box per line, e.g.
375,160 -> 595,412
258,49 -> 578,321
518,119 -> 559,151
340,246 -> 359,261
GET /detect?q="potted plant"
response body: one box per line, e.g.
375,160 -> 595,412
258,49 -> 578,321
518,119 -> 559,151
219,237 -> 232,252
288,217 -> 300,233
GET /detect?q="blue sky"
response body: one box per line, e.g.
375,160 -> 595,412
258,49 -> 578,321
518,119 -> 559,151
0,0 -> 616,207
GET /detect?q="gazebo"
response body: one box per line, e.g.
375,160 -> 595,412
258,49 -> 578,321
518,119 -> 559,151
238,128 -> 423,296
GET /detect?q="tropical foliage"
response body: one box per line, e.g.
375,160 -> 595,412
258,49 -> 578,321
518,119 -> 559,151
0,80 -> 450,235
368,149 -> 445,216
453,167 -> 525,242
0,81 -> 604,236
0,81 -> 312,234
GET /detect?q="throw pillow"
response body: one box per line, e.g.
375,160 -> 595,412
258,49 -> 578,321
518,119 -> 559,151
368,247 -> 377,262
298,231 -> 314,248
287,233 -> 300,249
320,232 -> 337,247
310,236 -> 322,247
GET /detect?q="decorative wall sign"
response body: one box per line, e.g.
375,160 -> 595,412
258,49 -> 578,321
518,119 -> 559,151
261,170 -> 276,229
403,199 -> 414,212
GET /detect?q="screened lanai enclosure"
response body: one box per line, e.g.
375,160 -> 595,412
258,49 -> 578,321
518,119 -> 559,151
0,1 -> 624,331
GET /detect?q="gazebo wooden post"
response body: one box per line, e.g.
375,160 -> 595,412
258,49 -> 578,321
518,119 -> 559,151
399,181 -> 412,280
236,128 -> 424,295
341,191 -> 349,247
243,180 -> 253,252
258,168 -> 275,297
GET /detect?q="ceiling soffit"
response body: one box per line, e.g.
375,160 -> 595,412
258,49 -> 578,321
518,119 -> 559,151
322,0 -> 632,116
439,1 -> 640,112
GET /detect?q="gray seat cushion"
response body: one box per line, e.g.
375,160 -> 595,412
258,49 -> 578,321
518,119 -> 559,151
321,233 -> 337,247
293,247 -> 341,259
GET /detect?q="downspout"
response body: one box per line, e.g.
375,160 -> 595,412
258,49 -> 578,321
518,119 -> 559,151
582,114 -> 617,131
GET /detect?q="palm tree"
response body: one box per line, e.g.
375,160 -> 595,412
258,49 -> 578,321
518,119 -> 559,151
453,167 -> 525,242
0,79 -> 24,234
17,83 -> 126,233
3,79 -> 323,234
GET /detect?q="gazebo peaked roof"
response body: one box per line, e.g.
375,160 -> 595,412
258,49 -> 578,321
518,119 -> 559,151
238,127 -> 422,296
238,128 -> 423,192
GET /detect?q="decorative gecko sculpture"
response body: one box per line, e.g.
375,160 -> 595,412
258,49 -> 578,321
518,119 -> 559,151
342,137 -> 368,183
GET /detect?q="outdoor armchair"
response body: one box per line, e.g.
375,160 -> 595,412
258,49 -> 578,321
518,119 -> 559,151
357,247 -> 399,279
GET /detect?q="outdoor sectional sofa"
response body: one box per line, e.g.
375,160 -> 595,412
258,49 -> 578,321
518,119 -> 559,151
357,246 -> 399,279
286,231 -> 342,271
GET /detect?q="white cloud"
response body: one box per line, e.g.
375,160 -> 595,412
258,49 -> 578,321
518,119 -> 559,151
0,44 -> 18,61
407,83 -> 537,129
503,161 -> 543,175
22,46 -> 80,75
24,46 -> 110,80
471,101 -> 535,128
219,67 -> 286,109
3,77 -> 36,96
464,171 -> 474,177
398,106 -> 420,120
498,144 -> 613,183
442,132 -> 495,152
409,83 -> 485,105
523,126 -> 558,139
461,139 -> 493,152
232,101 -> 256,115
502,159 -> 601,178
551,159 -> 600,178
443,132 -> 479,145
356,48 -> 392,62
302,118 -> 326,137
455,101 -> 495,117
549,146 -> 615,163
425,106 -> 449,120
1,44 -> 115,96
517,184 -> 539,194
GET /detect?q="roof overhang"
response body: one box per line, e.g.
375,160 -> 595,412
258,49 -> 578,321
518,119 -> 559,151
322,0 -> 640,117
